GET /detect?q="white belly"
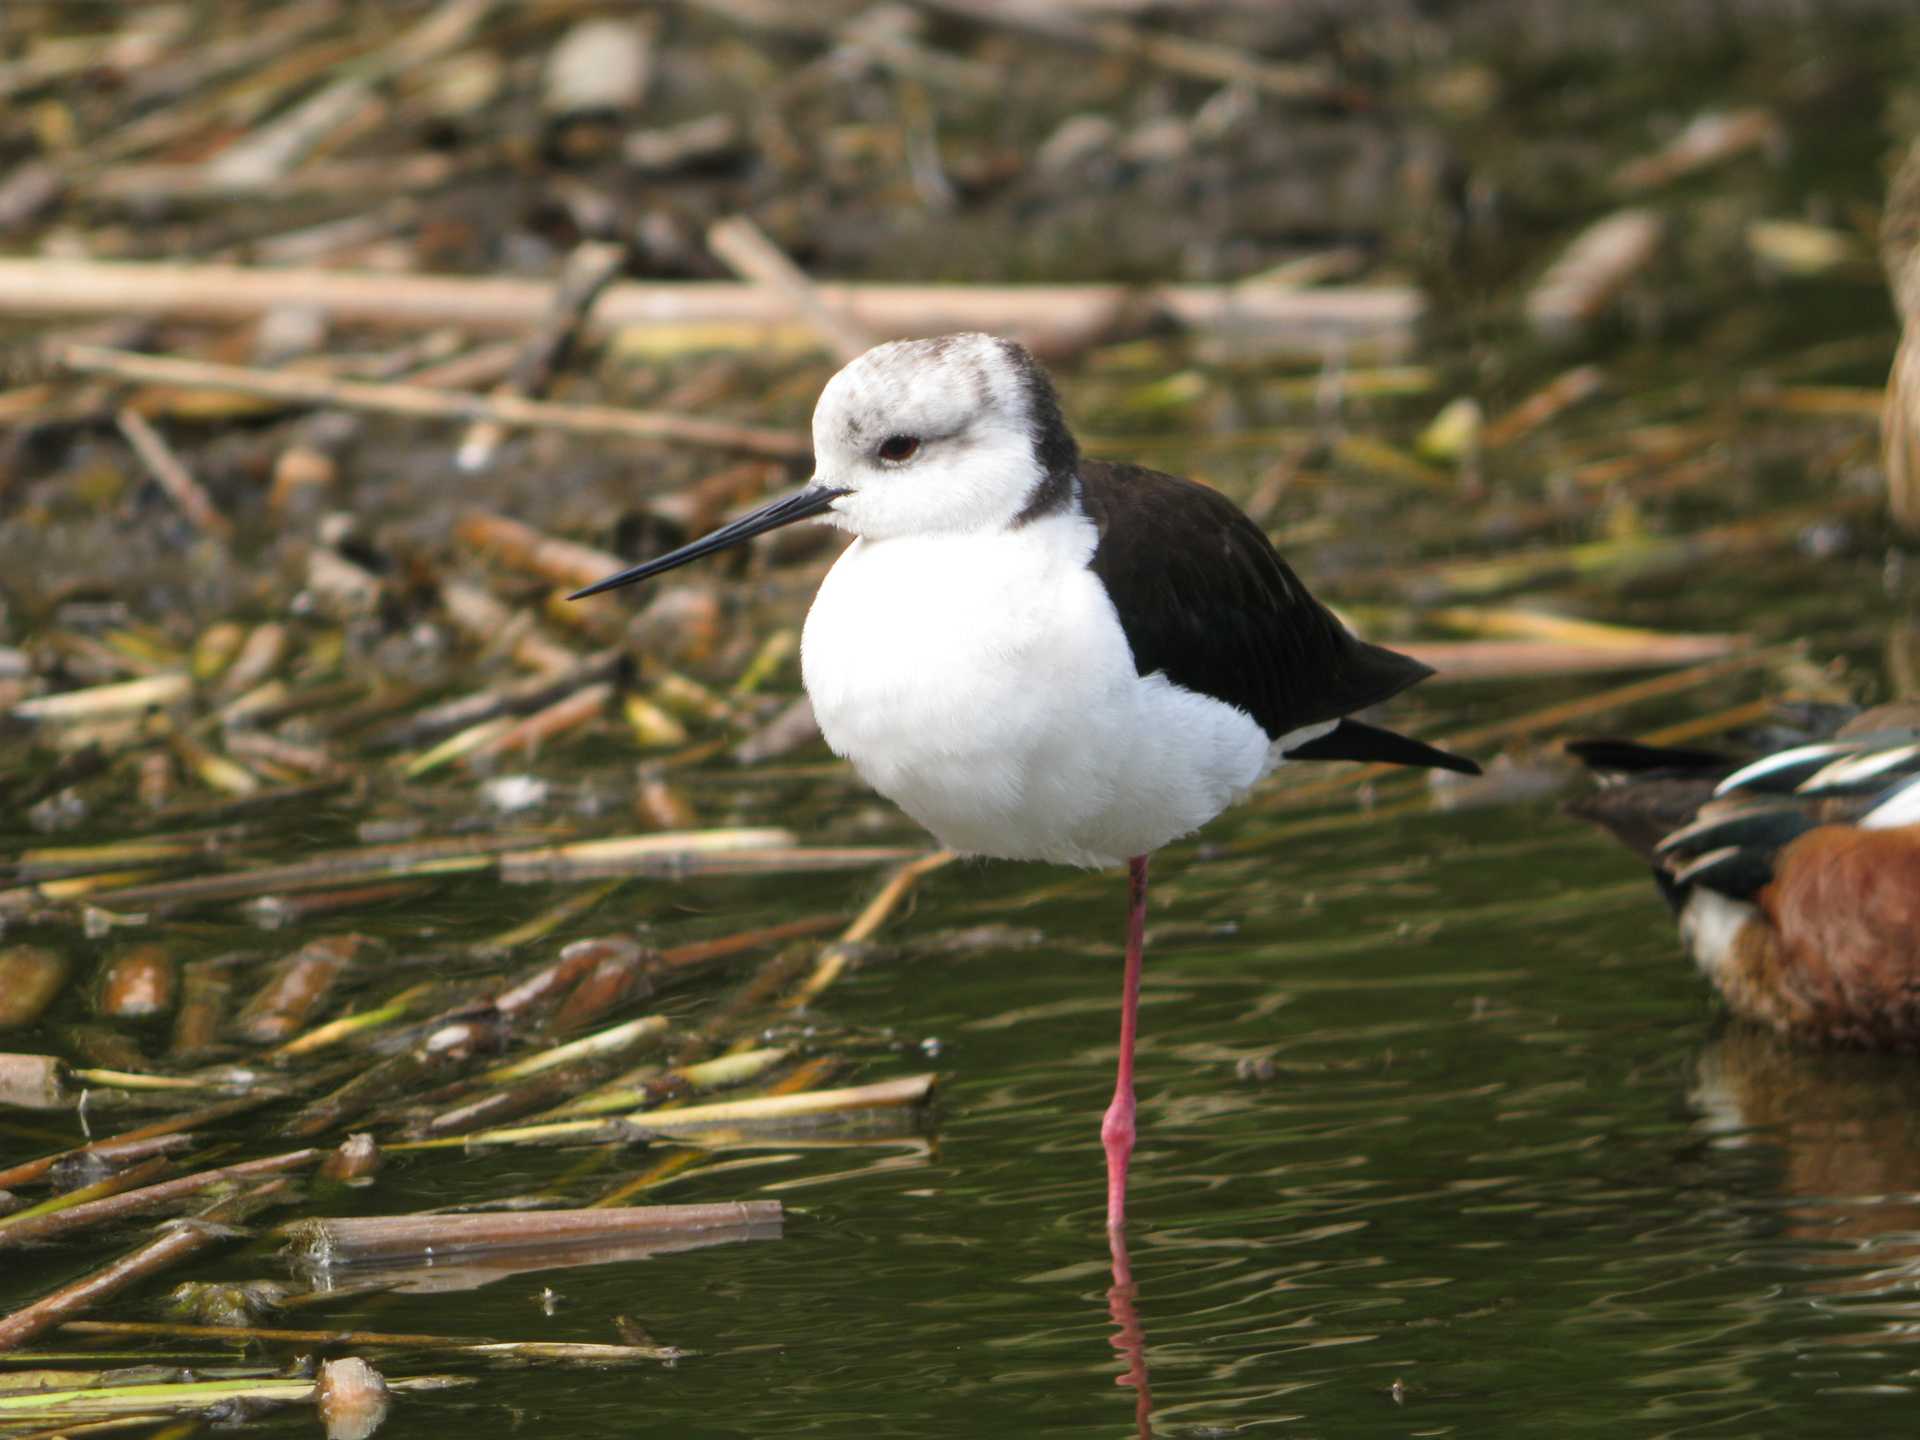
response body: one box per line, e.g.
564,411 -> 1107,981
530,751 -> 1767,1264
799,512 -> 1277,868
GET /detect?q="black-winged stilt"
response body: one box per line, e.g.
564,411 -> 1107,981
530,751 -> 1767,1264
573,332 -> 1479,1233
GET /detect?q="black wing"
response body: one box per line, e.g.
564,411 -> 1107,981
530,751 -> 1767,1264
1079,460 -> 1446,744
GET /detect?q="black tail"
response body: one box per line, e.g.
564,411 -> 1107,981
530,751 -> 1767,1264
1285,719 -> 1480,776
1562,737 -> 1734,778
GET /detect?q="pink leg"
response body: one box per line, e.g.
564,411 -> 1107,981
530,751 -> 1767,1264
1102,854 -> 1150,1234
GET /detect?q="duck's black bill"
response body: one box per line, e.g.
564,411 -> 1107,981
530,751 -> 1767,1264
567,486 -> 849,600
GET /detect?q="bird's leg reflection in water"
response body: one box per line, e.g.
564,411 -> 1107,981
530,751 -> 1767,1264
1107,1222 -> 1155,1437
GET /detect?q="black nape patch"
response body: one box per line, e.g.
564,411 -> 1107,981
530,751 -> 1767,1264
1011,467 -> 1074,527
1001,340 -> 1079,528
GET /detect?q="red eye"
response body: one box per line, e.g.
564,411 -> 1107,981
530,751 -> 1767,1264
878,434 -> 920,463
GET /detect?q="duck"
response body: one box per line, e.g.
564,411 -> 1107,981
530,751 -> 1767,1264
1568,705 -> 1920,1048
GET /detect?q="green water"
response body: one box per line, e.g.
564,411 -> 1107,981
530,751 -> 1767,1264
13,793 -> 1920,1436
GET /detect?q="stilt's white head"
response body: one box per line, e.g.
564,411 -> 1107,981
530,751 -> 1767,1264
809,333 -> 1079,539
565,334 -> 1079,602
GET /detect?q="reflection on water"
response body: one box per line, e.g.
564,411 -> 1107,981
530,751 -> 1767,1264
312,809 -> 1904,1438
1106,1226 -> 1155,1440
1694,1026 -> 1920,1314
838,810 -> 1920,1436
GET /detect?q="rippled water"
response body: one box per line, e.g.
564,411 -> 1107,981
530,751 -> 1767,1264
692,818 -> 1919,1437
5,583 -> 1916,1434
16,793 -> 1917,1437
470,807 -> 1920,1438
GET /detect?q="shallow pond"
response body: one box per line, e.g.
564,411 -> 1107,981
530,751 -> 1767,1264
11,722 -> 1920,1436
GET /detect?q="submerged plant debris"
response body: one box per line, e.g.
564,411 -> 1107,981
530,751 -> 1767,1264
0,0 -> 1917,1435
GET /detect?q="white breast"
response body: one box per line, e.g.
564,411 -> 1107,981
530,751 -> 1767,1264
799,511 -> 1276,867
1678,888 -> 1761,983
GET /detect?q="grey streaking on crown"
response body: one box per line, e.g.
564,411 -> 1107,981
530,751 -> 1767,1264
807,333 -> 1077,541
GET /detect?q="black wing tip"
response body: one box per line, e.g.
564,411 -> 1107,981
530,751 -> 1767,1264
1377,641 -> 1436,684
1337,639 -> 1434,714
1286,718 -> 1480,775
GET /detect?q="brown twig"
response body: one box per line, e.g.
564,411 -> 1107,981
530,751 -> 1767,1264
281,1200 -> 781,1263
1405,634 -> 1745,680
62,831 -> 557,911
787,849 -> 957,1008
707,215 -> 873,363
914,0 -> 1352,103
457,239 -> 630,472
0,260 -> 1422,357
58,344 -> 810,459
625,1074 -> 934,1134
658,914 -> 844,970
0,1180 -> 293,1352
87,153 -> 466,204
455,510 -> 630,591
59,1318 -> 684,1363
0,1096 -> 269,1192
1526,210 -> 1665,339
0,1150 -> 320,1248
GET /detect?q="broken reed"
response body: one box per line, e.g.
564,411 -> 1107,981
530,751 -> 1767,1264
281,1200 -> 783,1264
0,845 -> 958,1372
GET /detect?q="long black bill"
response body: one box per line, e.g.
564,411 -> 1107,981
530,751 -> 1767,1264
567,485 -> 850,600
